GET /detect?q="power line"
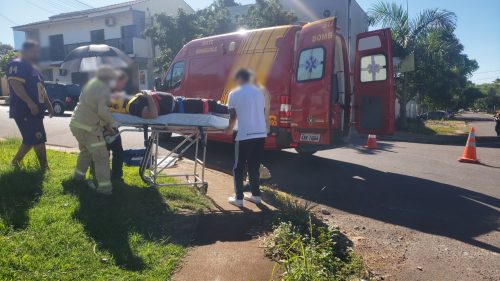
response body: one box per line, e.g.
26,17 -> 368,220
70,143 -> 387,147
24,0 -> 60,14
42,0 -> 74,12
0,13 -> 18,25
69,0 -> 93,8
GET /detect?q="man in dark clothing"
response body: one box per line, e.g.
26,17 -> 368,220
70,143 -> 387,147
106,72 -> 129,180
7,40 -> 54,169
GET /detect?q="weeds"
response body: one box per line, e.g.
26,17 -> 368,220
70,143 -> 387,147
262,189 -> 367,281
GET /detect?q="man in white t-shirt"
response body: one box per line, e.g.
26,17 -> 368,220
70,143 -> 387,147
226,69 -> 267,207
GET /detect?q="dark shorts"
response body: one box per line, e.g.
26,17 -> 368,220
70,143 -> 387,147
14,117 -> 46,145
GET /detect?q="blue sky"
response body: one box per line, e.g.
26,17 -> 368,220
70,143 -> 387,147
0,0 -> 498,83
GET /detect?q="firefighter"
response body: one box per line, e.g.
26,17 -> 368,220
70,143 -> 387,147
70,66 -> 119,195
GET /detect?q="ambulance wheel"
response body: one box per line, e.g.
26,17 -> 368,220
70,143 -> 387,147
295,147 -> 317,156
159,132 -> 172,141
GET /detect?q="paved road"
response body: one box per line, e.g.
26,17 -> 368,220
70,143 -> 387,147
456,112 -> 498,137
1,106 -> 499,280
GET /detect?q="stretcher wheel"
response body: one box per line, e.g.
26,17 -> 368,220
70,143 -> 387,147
199,183 -> 208,195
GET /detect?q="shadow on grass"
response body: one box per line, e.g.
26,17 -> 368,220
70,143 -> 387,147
62,179 -> 196,271
0,168 -> 44,229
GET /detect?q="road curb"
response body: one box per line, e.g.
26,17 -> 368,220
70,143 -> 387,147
376,133 -> 468,145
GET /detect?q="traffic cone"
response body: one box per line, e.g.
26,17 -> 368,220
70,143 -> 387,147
364,134 -> 378,149
458,127 -> 480,164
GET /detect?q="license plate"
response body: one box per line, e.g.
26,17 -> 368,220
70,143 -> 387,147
300,133 -> 321,142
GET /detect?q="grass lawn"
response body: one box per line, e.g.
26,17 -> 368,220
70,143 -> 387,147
0,139 -> 211,280
405,119 -> 470,136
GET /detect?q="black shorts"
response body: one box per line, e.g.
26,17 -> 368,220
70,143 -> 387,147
14,117 -> 46,145
175,98 -> 229,115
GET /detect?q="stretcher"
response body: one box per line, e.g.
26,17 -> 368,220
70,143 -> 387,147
112,113 -> 229,193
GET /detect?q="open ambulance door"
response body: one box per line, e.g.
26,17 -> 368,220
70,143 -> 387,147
290,17 -> 337,146
353,28 -> 395,135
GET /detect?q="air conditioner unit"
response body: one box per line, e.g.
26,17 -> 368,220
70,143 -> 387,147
105,17 -> 116,27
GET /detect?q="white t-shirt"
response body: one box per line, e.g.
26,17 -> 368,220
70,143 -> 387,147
228,84 -> 267,141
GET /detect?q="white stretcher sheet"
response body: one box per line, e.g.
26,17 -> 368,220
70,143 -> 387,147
112,113 -> 229,130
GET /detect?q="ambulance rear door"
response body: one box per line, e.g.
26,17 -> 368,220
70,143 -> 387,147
290,17 -> 337,146
353,28 -> 395,135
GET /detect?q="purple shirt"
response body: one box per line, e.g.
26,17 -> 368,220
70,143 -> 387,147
7,58 -> 45,119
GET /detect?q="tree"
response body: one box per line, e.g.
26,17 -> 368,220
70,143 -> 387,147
368,1 -> 457,128
413,29 -> 478,110
0,43 -> 18,77
239,0 -> 297,29
145,1 -> 238,72
0,43 -> 13,56
144,9 -> 202,73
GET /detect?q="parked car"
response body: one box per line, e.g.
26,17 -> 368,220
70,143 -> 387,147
44,82 -> 81,115
416,110 -> 450,120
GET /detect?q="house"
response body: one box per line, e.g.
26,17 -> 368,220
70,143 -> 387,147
12,0 -> 193,90
228,0 -> 369,65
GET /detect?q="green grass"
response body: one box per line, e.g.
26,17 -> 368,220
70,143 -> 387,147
405,119 -> 469,136
0,139 -> 211,280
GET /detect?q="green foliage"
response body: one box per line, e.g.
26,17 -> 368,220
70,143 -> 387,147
369,2 -> 462,126
263,222 -> 365,281
472,79 -> 500,112
0,139 -> 211,280
0,42 -> 18,77
413,29 -> 478,110
261,190 -> 366,281
239,0 -> 297,29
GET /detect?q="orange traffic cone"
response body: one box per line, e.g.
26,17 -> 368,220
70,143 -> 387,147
364,134 -> 378,149
459,127 -> 480,164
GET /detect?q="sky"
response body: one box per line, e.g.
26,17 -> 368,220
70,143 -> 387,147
0,0 -> 498,83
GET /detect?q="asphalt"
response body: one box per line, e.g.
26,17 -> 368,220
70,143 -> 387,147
1,106 -> 499,280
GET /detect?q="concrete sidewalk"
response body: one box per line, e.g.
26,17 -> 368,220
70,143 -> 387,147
169,161 -> 277,281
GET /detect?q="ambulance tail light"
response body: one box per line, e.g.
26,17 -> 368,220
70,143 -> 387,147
279,95 -> 291,127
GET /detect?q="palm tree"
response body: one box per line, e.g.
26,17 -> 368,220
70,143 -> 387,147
368,1 -> 457,128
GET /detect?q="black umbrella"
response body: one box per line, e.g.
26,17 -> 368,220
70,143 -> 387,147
61,44 -> 133,72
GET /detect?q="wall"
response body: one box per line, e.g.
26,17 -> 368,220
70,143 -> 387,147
35,11 -> 134,47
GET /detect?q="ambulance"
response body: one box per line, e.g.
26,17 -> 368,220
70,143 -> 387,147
156,17 -> 395,154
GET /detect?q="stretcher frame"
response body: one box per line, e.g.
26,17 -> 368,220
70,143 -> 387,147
118,123 -> 224,194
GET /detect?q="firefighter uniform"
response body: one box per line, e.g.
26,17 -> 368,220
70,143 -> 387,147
70,68 -> 117,194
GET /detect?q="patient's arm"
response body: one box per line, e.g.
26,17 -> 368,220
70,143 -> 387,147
140,92 -> 159,119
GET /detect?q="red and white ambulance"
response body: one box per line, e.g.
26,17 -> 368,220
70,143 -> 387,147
157,17 -> 394,154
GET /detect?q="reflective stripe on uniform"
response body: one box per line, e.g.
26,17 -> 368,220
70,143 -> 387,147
70,120 -> 93,132
99,181 -> 112,187
7,77 -> 26,83
90,141 -> 106,148
74,169 -> 86,176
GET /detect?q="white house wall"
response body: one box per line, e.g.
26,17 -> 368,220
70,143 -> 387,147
36,12 -> 134,47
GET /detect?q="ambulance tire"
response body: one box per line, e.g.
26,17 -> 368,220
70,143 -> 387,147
295,147 -> 317,156
159,132 -> 172,142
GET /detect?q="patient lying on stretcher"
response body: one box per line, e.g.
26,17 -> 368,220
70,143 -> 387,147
109,91 -> 229,119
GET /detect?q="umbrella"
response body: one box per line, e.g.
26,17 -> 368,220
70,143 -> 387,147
61,44 -> 133,72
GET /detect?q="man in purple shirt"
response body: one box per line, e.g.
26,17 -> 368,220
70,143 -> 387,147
7,40 -> 54,169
